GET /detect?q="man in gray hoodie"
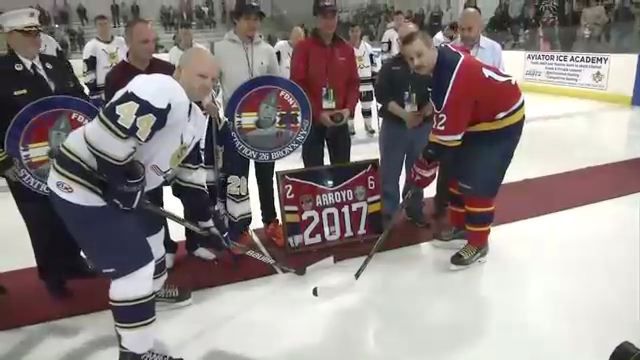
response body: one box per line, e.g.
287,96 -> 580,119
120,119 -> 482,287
214,0 -> 284,250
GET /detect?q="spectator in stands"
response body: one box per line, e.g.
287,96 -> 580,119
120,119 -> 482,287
413,8 -> 426,30
103,19 -> 193,305
76,3 -> 88,26
131,0 -> 141,20
433,21 -> 459,46
375,22 -> 432,229
120,1 -> 129,25
168,23 -> 207,65
110,0 -> 120,27
427,3 -> 445,37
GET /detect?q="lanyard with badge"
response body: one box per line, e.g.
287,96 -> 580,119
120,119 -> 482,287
321,45 -> 336,111
404,70 -> 418,113
243,39 -> 255,79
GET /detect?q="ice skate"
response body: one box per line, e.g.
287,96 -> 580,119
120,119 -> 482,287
449,244 -> 488,270
431,226 -> 467,250
119,347 -> 184,360
155,284 -> 192,310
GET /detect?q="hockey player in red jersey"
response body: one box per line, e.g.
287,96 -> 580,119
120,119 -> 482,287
400,31 -> 525,269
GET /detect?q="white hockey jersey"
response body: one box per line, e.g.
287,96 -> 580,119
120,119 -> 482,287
40,33 -> 63,58
380,28 -> 399,63
273,40 -> 294,78
82,36 -> 128,94
353,40 -> 381,92
48,74 -> 209,213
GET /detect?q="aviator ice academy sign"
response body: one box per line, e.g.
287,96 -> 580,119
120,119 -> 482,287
523,52 -> 611,90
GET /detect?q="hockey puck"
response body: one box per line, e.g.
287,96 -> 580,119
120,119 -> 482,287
312,286 -> 319,297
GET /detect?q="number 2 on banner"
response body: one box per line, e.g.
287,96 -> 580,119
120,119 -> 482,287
301,202 -> 368,245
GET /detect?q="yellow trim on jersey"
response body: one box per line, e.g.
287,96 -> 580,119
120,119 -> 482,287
285,212 -> 300,223
466,104 -> 525,132
0,150 -> 7,162
466,224 -> 491,232
428,133 -> 462,147
449,187 -> 462,195
449,205 -> 465,213
367,201 -> 381,214
465,205 -> 495,212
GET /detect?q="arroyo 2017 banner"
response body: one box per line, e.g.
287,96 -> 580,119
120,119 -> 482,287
523,52 -> 611,91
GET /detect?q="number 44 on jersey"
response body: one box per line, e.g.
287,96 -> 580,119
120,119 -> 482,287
277,160 -> 384,252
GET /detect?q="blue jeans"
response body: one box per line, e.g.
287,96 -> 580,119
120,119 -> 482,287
379,119 -> 431,221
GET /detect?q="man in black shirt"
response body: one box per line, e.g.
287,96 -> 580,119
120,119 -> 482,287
375,23 -> 432,229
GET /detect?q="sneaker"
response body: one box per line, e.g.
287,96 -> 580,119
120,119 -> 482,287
119,348 -> 184,360
431,227 -> 467,250
450,244 -> 489,270
189,247 -> 217,261
403,210 -> 429,228
165,253 -> 176,270
155,283 -> 192,310
364,124 -> 376,136
230,231 -> 253,255
265,220 -> 285,247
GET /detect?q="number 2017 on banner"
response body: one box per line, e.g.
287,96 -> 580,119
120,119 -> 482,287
284,175 -> 376,246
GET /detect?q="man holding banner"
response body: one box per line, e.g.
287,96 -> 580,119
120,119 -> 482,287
0,8 -> 95,298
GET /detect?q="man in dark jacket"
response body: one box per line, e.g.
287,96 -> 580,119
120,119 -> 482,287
374,22 -> 432,229
290,0 -> 360,167
0,8 -> 94,298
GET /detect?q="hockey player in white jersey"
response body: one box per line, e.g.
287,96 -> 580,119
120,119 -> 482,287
47,48 -> 225,360
380,10 -> 405,63
273,26 -> 305,78
348,22 -> 380,136
82,14 -> 127,107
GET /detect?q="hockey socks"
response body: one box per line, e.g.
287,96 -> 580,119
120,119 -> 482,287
110,262 -> 156,354
464,196 -> 494,248
447,179 -> 465,228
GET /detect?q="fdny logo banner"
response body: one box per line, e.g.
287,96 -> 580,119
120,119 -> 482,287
4,96 -> 98,195
225,75 -> 311,162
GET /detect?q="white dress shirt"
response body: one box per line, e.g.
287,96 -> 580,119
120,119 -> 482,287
453,35 -> 504,71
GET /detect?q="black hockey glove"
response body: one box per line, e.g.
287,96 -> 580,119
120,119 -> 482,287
196,206 -> 232,251
105,160 -> 146,211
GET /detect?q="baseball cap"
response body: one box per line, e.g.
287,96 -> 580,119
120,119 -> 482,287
232,0 -> 266,19
314,0 -> 338,16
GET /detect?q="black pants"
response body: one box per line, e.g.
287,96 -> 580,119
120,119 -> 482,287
145,187 -> 177,254
302,121 -> 351,167
8,181 -> 85,282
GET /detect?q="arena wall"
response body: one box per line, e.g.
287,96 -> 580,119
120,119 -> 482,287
65,50 -> 640,106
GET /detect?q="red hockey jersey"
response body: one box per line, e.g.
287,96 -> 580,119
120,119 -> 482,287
281,164 -> 382,250
428,45 -> 524,148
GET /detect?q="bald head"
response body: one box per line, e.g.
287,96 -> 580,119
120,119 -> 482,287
290,26 -> 305,45
459,7 -> 483,47
176,47 -> 220,102
398,22 -> 418,41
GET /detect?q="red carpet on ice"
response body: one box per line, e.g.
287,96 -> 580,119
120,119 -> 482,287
1,158 -> 640,330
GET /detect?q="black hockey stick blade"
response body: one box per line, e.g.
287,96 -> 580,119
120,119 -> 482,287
353,188 -> 416,280
140,200 -> 306,276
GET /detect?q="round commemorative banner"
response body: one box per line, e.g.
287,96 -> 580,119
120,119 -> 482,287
225,75 -> 312,162
4,95 -> 98,195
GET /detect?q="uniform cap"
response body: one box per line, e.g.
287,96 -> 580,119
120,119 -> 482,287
0,8 -> 42,33
313,0 -> 338,16
232,0 -> 266,19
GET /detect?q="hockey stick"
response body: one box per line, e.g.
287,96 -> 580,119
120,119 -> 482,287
354,187 -> 416,280
140,199 -> 306,276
